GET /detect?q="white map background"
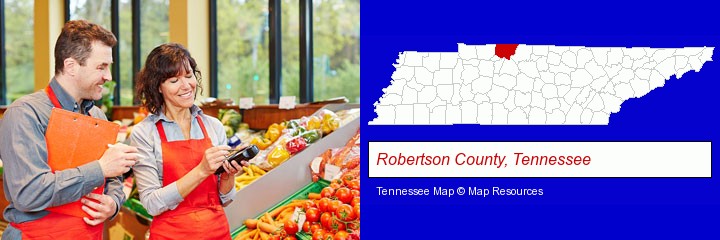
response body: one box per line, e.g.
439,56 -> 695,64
370,44 -> 714,125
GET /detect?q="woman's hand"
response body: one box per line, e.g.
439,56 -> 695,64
220,142 -> 250,179
198,145 -> 231,176
220,159 -> 247,179
219,160 -> 248,195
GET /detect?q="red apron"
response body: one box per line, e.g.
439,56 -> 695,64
148,116 -> 231,240
10,86 -> 104,239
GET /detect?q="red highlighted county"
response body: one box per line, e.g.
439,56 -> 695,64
495,44 -> 519,60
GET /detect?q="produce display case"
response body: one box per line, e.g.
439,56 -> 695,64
224,103 -> 360,231
230,180 -> 330,239
101,103 -> 359,238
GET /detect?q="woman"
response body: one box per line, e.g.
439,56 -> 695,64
130,43 -> 244,240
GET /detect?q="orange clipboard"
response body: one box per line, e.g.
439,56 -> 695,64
44,108 -> 119,218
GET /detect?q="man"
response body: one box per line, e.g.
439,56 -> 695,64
0,20 -> 139,239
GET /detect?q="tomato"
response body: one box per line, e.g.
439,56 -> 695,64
327,200 -> 341,214
284,220 -> 299,235
303,221 -> 311,233
335,204 -> 356,221
350,197 -> 360,208
320,212 -> 333,230
283,237 -> 297,240
310,223 -> 322,234
334,187 -> 352,204
329,218 -> 346,233
350,190 -> 360,198
353,204 -> 359,220
306,207 -> 320,222
302,200 -> 315,210
269,236 -> 281,240
346,179 -> 359,190
348,232 -> 360,240
323,233 -> 335,240
341,174 -> 354,186
346,221 -> 359,230
317,198 -> 330,213
334,230 -> 350,240
329,182 -> 341,190
312,229 -> 327,240
320,187 -> 335,198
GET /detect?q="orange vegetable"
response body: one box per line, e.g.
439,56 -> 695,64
264,212 -> 274,225
234,229 -> 252,240
308,192 -> 322,200
277,207 -> 295,222
244,219 -> 258,229
257,222 -> 278,234
258,232 -> 270,240
343,157 -> 360,170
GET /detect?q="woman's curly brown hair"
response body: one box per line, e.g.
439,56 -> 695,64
135,43 -> 202,115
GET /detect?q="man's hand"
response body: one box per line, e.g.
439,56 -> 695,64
81,193 -> 117,226
99,143 -> 139,177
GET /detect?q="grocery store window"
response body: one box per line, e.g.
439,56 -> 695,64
138,0 -> 169,104
68,0 -> 119,108
139,0 -> 168,77
118,0 -> 170,106
213,0 -> 360,104
69,0 -> 168,106
117,0 -> 133,105
312,0 -> 359,103
280,0 -> 300,100
1,0 -> 35,105
215,0 -> 271,104
69,0 -> 111,28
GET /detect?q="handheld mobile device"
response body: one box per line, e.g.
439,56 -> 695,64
215,144 -> 260,175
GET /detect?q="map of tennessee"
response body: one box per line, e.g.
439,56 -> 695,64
370,44 -> 715,125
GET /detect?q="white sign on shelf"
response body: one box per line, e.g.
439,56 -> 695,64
291,207 -> 306,230
324,164 -> 341,180
279,96 -> 296,109
239,97 -> 254,109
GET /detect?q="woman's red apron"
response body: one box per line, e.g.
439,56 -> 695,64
148,116 -> 230,240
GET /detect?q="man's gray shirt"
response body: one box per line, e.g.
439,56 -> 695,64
0,79 -> 124,239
